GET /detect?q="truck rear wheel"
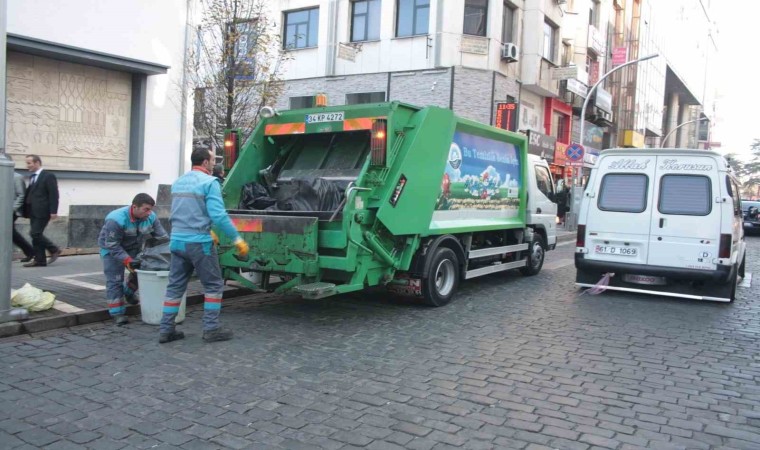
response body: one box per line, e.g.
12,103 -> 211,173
422,247 -> 459,307
520,235 -> 545,276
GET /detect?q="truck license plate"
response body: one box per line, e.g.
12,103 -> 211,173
595,245 -> 637,256
305,112 -> 344,123
623,274 -> 666,285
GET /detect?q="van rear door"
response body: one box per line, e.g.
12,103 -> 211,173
584,155 -> 656,265
647,155 -> 721,270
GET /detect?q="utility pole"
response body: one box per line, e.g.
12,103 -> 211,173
0,0 -> 28,322
566,53 -> 659,231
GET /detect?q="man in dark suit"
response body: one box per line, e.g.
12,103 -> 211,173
23,155 -> 61,267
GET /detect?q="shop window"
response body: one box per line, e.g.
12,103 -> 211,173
284,7 -> 320,49
351,0 -> 381,42
396,0 -> 430,37
464,0 -> 488,37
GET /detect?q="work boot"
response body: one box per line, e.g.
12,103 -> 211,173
202,328 -> 233,342
124,292 -> 140,306
114,315 -> 129,326
159,330 -> 185,344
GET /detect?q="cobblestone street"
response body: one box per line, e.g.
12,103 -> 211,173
1,238 -> 759,449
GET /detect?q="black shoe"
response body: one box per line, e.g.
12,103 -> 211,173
114,316 -> 129,326
159,331 -> 185,344
22,261 -> 46,268
202,328 -> 233,342
20,256 -> 33,263
47,250 -> 61,265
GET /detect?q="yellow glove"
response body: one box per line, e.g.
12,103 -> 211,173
210,230 -> 219,246
233,237 -> 249,258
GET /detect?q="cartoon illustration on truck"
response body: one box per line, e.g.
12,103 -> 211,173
215,101 -> 558,306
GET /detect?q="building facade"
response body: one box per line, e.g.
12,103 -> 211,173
5,0 -> 194,217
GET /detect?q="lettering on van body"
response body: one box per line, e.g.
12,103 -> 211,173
659,159 -> 713,171
607,158 -> 651,170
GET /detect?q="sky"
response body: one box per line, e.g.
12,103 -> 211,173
711,3 -> 758,160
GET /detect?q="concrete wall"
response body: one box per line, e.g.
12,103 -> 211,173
7,0 -> 192,216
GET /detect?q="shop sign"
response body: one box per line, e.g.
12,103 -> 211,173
552,66 -> 578,80
612,47 -> 627,67
495,102 -> 518,131
554,142 -> 568,166
566,78 -> 588,97
595,87 -> 612,113
527,131 -> 556,162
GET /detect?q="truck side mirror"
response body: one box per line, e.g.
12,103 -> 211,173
547,192 -> 556,203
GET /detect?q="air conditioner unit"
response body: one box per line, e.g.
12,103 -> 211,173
501,43 -> 519,62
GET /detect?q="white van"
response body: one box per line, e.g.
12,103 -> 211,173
575,148 -> 746,302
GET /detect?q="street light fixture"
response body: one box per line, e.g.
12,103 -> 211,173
566,53 -> 659,231
661,117 -> 710,148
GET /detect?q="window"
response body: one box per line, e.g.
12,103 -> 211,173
598,174 -> 648,213
290,96 -> 314,109
730,180 -> 742,216
589,1 -> 600,28
659,175 -> 711,216
542,20 -> 557,62
396,0 -> 430,37
551,112 -> 567,141
535,166 -> 554,199
351,0 -> 381,42
464,0 -> 488,36
346,92 -> 386,105
502,3 -> 515,43
284,8 -> 319,49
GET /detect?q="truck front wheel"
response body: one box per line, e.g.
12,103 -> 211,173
422,247 -> 460,307
520,235 -> 545,276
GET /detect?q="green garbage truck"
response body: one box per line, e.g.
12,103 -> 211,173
216,101 -> 558,306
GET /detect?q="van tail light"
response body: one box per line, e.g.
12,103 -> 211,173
576,225 -> 586,248
719,234 -> 732,259
370,119 -> 387,166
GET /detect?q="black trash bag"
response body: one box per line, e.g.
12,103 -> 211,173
239,182 -> 277,210
137,236 -> 171,271
269,178 -> 343,212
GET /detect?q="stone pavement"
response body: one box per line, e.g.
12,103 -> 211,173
1,236 -> 758,449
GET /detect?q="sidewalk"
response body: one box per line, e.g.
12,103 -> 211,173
5,254 -> 248,337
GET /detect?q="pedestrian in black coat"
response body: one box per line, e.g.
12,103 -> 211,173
22,154 -> 61,267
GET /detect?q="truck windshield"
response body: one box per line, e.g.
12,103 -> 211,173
278,131 -> 371,181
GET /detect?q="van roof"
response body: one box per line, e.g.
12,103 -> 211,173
599,148 -> 726,159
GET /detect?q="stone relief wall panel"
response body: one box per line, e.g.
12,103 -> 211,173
5,51 -> 131,171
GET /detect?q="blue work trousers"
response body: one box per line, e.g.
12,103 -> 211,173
102,252 -> 138,317
159,242 -> 224,334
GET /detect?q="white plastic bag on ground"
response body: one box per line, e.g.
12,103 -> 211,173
11,283 -> 56,311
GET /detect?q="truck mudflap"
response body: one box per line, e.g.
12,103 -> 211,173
223,214 -> 319,275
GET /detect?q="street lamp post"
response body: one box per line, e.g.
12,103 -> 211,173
0,0 -> 28,323
566,53 -> 659,231
662,117 -> 709,148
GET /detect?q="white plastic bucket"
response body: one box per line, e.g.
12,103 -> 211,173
136,270 -> 186,325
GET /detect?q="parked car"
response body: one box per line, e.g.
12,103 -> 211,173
742,200 -> 760,234
575,148 -> 746,302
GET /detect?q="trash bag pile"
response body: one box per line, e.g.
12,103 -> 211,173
239,178 -> 344,212
11,283 -> 56,311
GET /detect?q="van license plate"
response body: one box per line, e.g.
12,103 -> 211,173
595,245 -> 637,256
305,112 -> 344,123
623,274 -> 666,285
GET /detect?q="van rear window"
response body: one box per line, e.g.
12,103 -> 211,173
659,175 -> 711,216
598,174 -> 648,213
